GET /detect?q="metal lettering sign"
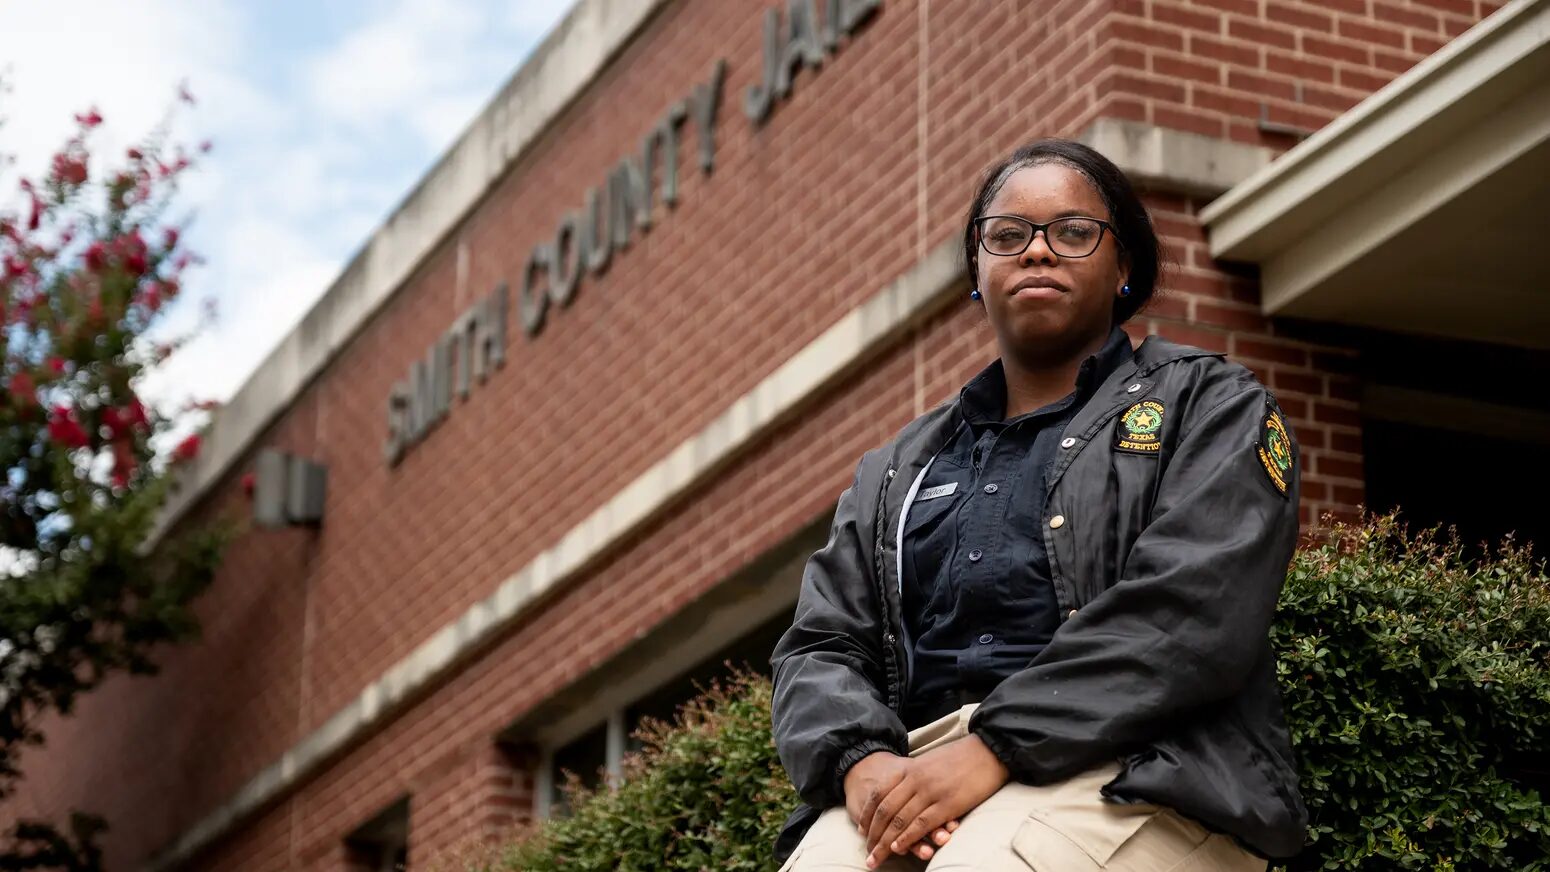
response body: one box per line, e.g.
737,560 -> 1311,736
385,0 -> 881,467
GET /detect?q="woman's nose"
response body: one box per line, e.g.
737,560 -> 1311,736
1019,230 -> 1057,266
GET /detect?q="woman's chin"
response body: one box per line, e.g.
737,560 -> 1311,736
1002,318 -> 1074,352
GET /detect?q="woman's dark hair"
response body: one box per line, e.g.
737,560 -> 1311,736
962,138 -> 1163,324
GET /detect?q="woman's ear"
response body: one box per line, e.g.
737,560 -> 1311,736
1115,255 -> 1131,298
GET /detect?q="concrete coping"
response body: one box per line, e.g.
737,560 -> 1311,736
146,0 -> 672,547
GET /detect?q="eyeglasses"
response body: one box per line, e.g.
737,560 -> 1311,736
972,215 -> 1118,259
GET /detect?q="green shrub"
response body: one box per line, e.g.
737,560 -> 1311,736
483,675 -> 796,871
1274,517 -> 1550,870
477,517 -> 1549,871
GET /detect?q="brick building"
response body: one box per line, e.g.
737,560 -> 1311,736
6,0 -> 1546,869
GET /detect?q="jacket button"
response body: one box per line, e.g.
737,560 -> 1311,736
1068,609 -> 1078,620
1127,383 -> 1142,393
983,483 -> 998,494
884,632 -> 896,644
1049,514 -> 1065,529
1060,437 -> 1076,449
887,468 -> 897,479
978,633 -> 993,644
968,549 -> 983,562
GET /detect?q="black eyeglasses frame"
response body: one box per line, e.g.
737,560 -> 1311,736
971,214 -> 1121,259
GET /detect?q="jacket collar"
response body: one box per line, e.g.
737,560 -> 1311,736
881,334 -> 1223,524
957,325 -> 1135,428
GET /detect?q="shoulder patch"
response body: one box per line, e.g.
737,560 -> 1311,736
1116,400 -> 1165,454
1255,401 -> 1295,497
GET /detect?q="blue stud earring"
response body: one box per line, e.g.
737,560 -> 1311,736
1120,284 -> 1132,297
970,288 -> 982,301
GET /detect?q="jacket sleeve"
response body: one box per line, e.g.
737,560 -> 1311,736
770,453 -> 910,809
967,384 -> 1299,784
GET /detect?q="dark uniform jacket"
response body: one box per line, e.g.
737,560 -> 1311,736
768,336 -> 1308,863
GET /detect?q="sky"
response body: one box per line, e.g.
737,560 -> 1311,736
0,0 -> 574,410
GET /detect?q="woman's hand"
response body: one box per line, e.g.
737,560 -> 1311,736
860,734 -> 1010,868
844,753 -> 960,861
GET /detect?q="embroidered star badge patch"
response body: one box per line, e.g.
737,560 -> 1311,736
1256,402 -> 1295,497
1116,400 -> 1165,453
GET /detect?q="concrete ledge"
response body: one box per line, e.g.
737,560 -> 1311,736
144,237 -> 965,871
1077,118 -> 1274,199
147,0 -> 672,547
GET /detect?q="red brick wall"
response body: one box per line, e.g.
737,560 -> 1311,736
3,0 -> 1497,868
1097,0 -> 1505,147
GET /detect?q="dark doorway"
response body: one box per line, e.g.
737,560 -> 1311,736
1364,419 -> 1548,557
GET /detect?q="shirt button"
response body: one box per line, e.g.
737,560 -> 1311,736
978,633 -> 994,644
887,468 -> 897,479
968,548 -> 983,562
1127,383 -> 1142,393
1049,514 -> 1066,529
983,483 -> 999,494
1061,437 -> 1076,449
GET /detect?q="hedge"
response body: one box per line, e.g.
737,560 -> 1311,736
468,517 -> 1550,871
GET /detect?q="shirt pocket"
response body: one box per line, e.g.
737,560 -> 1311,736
904,487 -> 958,538
901,489 -> 961,617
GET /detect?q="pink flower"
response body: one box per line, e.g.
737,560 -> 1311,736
163,227 -> 180,249
51,152 -> 88,186
74,108 -> 103,128
111,441 -> 136,487
8,372 -> 35,404
47,356 -> 66,375
172,433 -> 201,462
126,399 -> 149,430
178,82 -> 196,105
84,242 -> 107,272
47,405 -> 90,448
101,406 -> 126,438
126,147 -> 143,160
122,230 -> 149,275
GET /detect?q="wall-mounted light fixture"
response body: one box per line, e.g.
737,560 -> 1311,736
252,449 -> 326,529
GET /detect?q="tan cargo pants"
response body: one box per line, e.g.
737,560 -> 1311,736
779,704 -> 1268,871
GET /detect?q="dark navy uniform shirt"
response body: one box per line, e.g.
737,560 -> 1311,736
900,326 -> 1134,729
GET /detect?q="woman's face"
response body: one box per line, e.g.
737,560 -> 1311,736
974,163 -> 1129,364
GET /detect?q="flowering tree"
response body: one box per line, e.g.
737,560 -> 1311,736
0,86 -> 229,869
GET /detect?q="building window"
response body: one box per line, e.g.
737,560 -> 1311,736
536,611 -> 790,817
345,797 -> 409,872
543,721 -> 609,819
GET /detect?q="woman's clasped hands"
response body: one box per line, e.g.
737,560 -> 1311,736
843,733 -> 1011,868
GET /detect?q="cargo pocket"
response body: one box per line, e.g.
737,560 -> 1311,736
1010,802 -> 1160,871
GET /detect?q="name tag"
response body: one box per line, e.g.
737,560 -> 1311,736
916,482 -> 958,502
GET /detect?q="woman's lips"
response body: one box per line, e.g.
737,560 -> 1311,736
1011,283 -> 1065,300
1009,277 -> 1070,299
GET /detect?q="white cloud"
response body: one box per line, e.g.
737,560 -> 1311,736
306,0 -> 568,152
1,0 -> 575,418
0,0 -> 243,183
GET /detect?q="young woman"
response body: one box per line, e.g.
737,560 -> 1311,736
769,139 -> 1306,871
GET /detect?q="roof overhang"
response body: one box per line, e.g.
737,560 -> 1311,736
1200,0 -> 1550,349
